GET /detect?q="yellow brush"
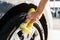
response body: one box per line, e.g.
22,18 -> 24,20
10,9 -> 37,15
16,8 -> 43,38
20,8 -> 35,34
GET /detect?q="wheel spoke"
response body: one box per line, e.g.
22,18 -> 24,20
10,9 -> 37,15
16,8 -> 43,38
10,26 -> 40,40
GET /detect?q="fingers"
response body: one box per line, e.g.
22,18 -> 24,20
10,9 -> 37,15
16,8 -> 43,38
26,13 -> 32,19
26,15 -> 32,20
29,17 -> 39,23
26,12 -> 40,23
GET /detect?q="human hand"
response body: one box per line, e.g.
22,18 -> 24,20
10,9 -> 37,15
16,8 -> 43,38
26,12 -> 40,23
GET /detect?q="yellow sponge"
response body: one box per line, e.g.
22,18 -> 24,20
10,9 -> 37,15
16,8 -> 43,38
28,8 -> 35,13
20,8 -> 35,34
20,23 -> 32,34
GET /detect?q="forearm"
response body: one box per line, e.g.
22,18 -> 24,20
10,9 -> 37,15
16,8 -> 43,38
36,0 -> 48,15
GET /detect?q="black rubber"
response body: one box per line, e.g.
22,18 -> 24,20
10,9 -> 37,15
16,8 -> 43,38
40,14 -> 48,40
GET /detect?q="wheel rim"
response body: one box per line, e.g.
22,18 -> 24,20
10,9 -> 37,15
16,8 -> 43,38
9,26 -> 41,40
